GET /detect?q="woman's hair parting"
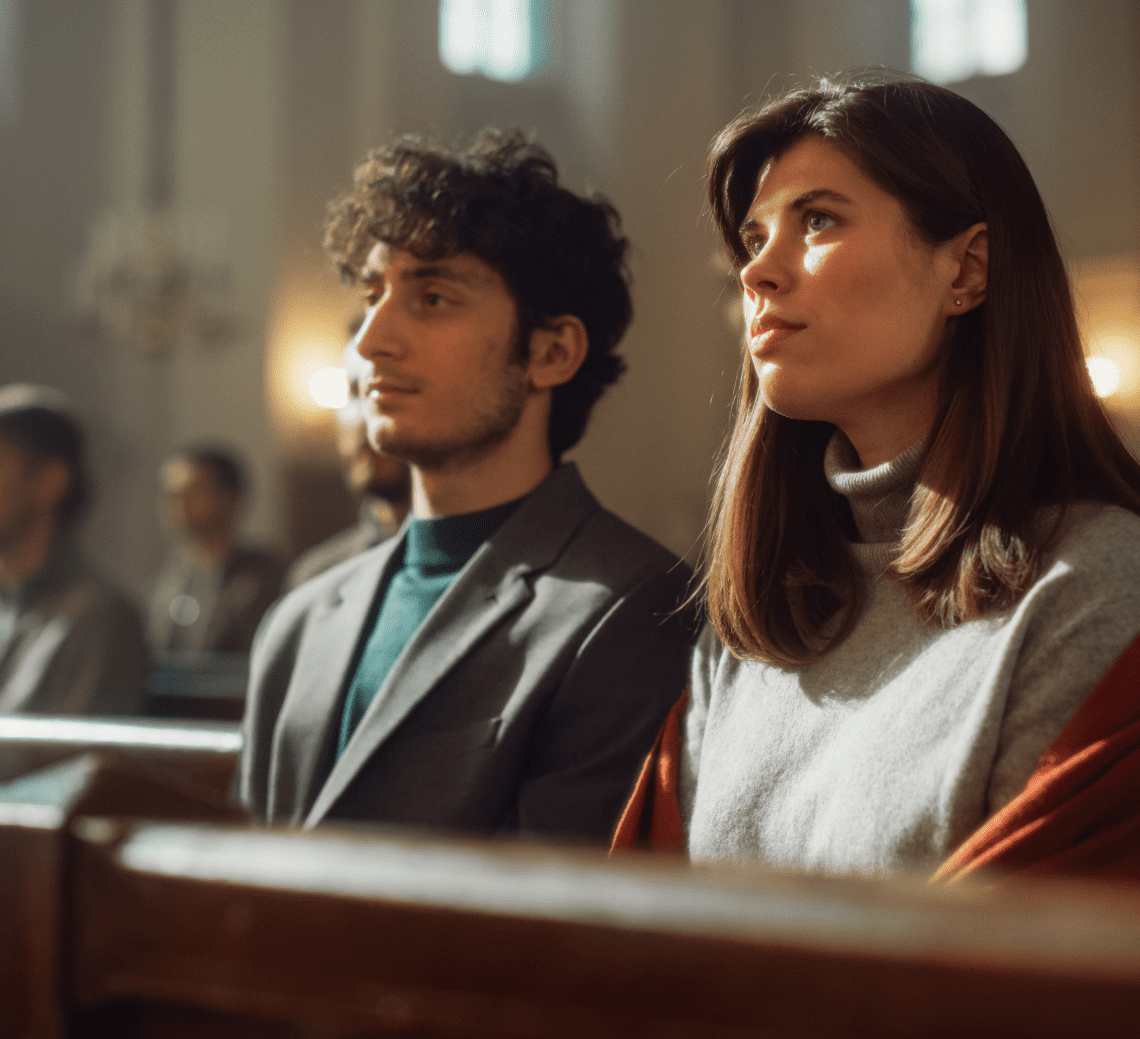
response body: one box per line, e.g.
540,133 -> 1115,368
702,73 -> 1140,667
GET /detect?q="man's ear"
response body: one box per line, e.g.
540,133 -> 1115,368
32,458 -> 71,516
946,222 -> 988,314
527,315 -> 589,390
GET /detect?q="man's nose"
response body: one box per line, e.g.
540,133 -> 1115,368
355,292 -> 405,362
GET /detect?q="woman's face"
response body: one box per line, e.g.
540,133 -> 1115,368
739,136 -> 963,468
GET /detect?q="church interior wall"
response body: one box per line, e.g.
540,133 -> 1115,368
0,0 -> 1137,595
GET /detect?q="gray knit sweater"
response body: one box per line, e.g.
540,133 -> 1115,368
681,433 -> 1140,875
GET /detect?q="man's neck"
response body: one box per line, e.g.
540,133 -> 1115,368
411,435 -> 553,518
0,514 -> 58,591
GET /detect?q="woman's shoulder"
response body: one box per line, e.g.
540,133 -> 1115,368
1044,501 -> 1140,578
1020,501 -> 1140,628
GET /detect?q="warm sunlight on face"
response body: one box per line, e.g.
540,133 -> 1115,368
739,136 -> 960,465
352,245 -> 528,470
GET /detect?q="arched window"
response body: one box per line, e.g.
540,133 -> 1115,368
911,0 -> 1028,85
439,0 -> 537,83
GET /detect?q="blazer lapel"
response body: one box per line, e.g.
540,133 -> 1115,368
271,537 -> 403,819
304,463 -> 599,827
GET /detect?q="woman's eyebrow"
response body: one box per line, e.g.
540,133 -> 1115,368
789,187 -> 856,210
738,188 -> 857,240
740,187 -> 858,236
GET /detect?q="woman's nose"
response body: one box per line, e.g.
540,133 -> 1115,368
739,241 -> 786,299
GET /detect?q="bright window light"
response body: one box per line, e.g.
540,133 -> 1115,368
440,0 -> 534,83
1087,356 -> 1123,399
912,0 -> 1027,85
308,366 -> 349,409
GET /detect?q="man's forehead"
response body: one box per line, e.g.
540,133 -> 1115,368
360,242 -> 500,288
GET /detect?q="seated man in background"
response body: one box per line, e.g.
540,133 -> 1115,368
148,446 -> 283,654
0,384 -> 147,714
284,326 -> 411,591
240,130 -> 695,843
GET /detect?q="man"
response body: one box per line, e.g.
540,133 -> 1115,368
284,327 -> 411,591
0,384 -> 147,714
239,130 -> 695,844
148,446 -> 284,654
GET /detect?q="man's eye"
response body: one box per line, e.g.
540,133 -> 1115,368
424,292 -> 447,307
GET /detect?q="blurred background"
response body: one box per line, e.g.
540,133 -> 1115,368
1,0 -> 1138,597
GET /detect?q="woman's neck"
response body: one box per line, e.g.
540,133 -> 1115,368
824,432 -> 924,545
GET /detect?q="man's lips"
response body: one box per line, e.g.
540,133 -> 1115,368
366,377 -> 420,398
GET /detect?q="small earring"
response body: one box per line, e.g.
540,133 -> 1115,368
954,299 -> 963,306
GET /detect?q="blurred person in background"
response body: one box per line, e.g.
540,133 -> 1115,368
285,325 -> 411,591
0,384 -> 147,714
148,445 -> 283,654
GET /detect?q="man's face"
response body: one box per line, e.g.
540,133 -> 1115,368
158,458 -> 238,543
0,438 -> 41,550
335,338 -> 411,501
353,244 -> 529,471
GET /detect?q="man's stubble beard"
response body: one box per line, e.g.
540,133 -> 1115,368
369,360 -> 530,476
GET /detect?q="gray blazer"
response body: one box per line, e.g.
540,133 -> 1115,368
239,464 -> 695,843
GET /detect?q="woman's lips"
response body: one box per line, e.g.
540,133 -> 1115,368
749,316 -> 805,355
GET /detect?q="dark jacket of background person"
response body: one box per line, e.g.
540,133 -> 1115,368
239,464 -> 695,843
284,500 -> 398,592
0,536 -> 147,714
148,544 -> 284,653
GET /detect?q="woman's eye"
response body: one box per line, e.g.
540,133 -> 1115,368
743,237 -> 765,259
805,211 -> 836,233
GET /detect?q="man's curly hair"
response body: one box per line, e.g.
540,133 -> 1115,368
323,129 -> 631,461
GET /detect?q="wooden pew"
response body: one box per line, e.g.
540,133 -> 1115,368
3,756 -> 1140,1039
0,716 -> 242,795
145,652 -> 249,722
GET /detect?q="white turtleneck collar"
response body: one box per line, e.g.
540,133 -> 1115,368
823,431 -> 924,572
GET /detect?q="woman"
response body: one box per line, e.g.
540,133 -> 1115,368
680,76 -> 1140,875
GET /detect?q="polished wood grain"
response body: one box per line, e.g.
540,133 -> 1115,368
2,752 -> 1139,1038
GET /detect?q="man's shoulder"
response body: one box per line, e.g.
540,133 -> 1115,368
569,501 -> 689,585
502,467 -> 692,627
518,463 -> 688,579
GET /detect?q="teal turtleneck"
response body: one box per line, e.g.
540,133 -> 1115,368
336,496 -> 523,758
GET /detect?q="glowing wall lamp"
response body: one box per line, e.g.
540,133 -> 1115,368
308,367 -> 349,410
1071,254 -> 1140,409
1087,356 -> 1123,399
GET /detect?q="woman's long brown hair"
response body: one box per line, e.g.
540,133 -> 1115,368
704,76 -> 1140,668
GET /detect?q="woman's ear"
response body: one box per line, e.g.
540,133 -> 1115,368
527,315 -> 589,390
947,222 -> 988,314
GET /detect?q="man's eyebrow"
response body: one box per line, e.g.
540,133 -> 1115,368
738,187 -> 856,237
358,260 -> 477,286
400,262 -> 480,286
